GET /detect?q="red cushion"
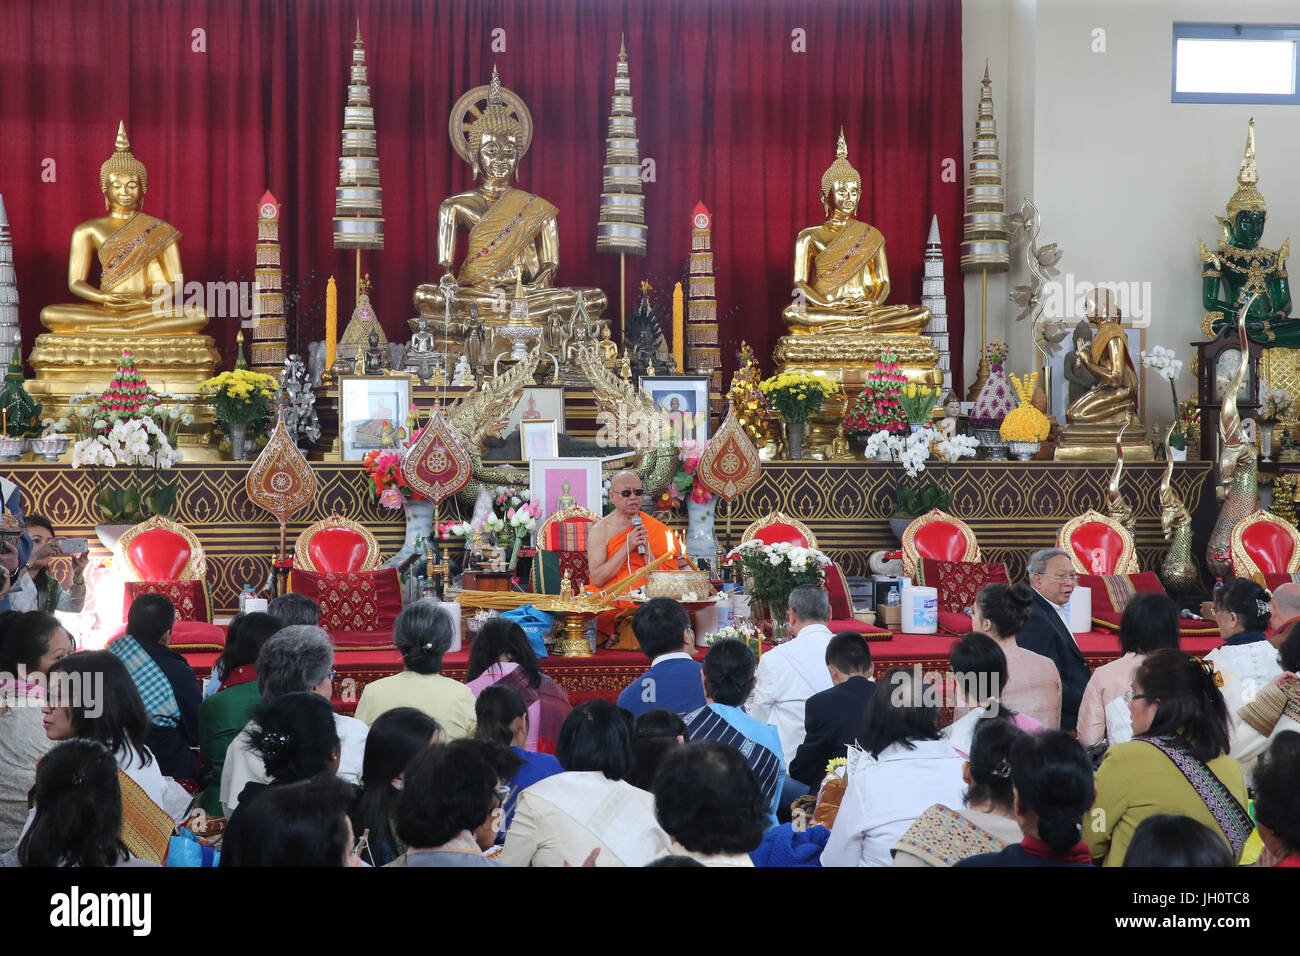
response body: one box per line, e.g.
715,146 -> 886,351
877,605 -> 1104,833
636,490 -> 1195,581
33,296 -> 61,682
125,528 -> 192,581
1066,521 -> 1128,575
912,522 -> 970,564
919,559 -> 1010,615
107,619 -> 225,652
123,580 -> 212,624
827,619 -> 891,639
938,610 -> 974,635
1262,573 -> 1300,592
291,568 -> 402,635
752,523 -> 810,548
306,527 -> 373,573
1078,572 -> 1219,638
1240,521 -> 1298,574
823,563 -> 854,620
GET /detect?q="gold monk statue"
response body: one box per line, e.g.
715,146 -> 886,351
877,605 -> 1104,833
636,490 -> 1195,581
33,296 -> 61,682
39,123 -> 208,336
1065,302 -> 1140,426
30,123 -> 218,401
413,68 -> 606,327
781,129 -> 930,335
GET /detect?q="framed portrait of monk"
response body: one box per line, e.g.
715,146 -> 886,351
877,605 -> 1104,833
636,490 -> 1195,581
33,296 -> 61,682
519,419 -> 559,462
508,386 -> 566,432
339,375 -> 411,462
638,375 -> 711,444
529,457 -> 603,523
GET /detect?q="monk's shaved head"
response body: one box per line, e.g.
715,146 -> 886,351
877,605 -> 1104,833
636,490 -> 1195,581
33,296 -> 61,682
609,470 -> 640,491
1272,582 -> 1300,621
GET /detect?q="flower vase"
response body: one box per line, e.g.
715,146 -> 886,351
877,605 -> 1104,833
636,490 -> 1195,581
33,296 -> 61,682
1261,424 -> 1274,463
383,498 -> 437,569
765,599 -> 790,645
229,422 -> 249,461
1169,446 -> 1188,462
889,516 -> 915,541
94,523 -> 135,554
685,496 -> 718,565
908,422 -> 926,436
785,422 -> 807,460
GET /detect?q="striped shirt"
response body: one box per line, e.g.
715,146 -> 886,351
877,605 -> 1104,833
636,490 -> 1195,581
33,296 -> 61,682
682,703 -> 786,823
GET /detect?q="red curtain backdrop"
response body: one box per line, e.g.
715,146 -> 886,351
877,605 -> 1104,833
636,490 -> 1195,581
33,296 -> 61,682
0,0 -> 964,389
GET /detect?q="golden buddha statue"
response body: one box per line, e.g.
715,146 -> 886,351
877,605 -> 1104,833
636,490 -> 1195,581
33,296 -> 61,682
413,68 -> 607,353
29,123 -> 218,401
1056,294 -> 1151,461
774,130 -> 939,441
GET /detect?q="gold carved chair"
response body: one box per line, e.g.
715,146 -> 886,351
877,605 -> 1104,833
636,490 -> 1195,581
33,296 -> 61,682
1057,509 -> 1138,575
531,505 -> 601,593
900,509 -> 980,579
1230,509 -> 1300,583
117,514 -> 206,582
293,514 -> 382,573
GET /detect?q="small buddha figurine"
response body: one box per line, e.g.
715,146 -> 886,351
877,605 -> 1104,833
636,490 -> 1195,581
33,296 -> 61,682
363,328 -> 388,374
1065,307 -> 1139,426
938,392 -> 962,440
30,122 -> 219,398
1200,118 -> 1295,345
412,68 -> 607,330
460,304 -> 489,378
781,130 -> 930,336
556,476 -> 577,511
597,323 -> 619,368
402,316 -> 442,383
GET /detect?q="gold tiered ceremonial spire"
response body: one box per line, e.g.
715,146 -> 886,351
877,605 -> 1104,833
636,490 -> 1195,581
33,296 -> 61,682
687,201 -> 721,401
961,62 -> 1010,400
251,191 -> 286,371
334,23 -> 384,297
0,196 -> 18,356
596,34 -> 648,333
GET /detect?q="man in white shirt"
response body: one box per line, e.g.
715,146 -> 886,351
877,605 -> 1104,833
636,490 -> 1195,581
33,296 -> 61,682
220,625 -> 368,816
747,584 -> 835,818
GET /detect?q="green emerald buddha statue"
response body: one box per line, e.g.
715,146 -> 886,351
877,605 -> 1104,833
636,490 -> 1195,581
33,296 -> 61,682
1200,118 -> 1294,346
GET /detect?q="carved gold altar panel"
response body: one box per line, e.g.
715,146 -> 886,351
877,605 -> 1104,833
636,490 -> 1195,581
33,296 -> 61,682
8,460 -> 1216,614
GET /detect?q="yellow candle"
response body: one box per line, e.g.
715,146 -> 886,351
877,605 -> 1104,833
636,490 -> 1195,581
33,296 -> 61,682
325,276 -> 338,372
672,282 -> 684,373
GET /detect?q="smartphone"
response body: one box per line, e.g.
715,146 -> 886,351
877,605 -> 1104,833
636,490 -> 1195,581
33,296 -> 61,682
56,537 -> 89,554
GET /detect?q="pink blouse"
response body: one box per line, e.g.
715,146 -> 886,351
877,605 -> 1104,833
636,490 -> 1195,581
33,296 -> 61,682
1077,652 -> 1143,748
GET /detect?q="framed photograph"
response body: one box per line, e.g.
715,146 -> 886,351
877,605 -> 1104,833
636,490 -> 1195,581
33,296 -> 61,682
339,375 -> 411,463
1047,326 -> 1146,423
519,419 -> 559,462
639,375 -> 711,443
508,386 -> 566,432
529,457 -> 604,523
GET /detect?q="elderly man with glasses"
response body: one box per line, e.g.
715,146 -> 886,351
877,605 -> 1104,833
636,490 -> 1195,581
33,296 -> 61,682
585,470 -> 687,645
1017,548 -> 1090,732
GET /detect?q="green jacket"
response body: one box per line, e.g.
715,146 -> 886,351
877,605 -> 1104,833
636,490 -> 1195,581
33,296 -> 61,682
197,668 -> 261,816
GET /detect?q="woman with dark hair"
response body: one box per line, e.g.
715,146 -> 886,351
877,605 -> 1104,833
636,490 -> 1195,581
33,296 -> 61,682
972,583 -> 1062,729
821,667 -> 966,867
43,651 -> 192,861
499,700 -> 670,867
956,731 -> 1096,867
1207,577 -> 1282,725
1252,731 -> 1300,867
474,685 -> 558,833
1233,625 -> 1300,772
627,708 -> 687,791
0,610 -> 73,849
1077,591 -> 1180,748
1087,648 -> 1249,865
196,611 -> 284,815
220,773 -> 359,867
349,707 -> 442,866
944,632 -> 1045,759
354,601 -> 477,737
0,739 -> 144,868
652,742 -> 768,866
467,617 -> 572,754
894,718 -> 1028,867
389,739 -> 507,867
1121,815 -> 1234,867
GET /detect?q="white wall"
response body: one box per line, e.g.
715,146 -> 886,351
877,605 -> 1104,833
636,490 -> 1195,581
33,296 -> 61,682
963,0 -> 1300,430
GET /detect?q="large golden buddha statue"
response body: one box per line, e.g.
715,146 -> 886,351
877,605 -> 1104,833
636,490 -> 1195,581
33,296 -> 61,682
413,68 -> 606,349
774,130 -> 939,443
29,123 -> 218,400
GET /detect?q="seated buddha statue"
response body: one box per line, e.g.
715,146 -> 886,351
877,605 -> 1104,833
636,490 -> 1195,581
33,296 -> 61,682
1199,119 -> 1295,346
412,68 -> 607,341
1057,300 -> 1150,461
29,123 -> 218,400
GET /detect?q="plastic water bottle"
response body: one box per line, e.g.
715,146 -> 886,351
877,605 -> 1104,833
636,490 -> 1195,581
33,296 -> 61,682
1213,578 -> 1224,605
886,585 -> 901,609
715,590 -> 733,630
239,584 -> 257,614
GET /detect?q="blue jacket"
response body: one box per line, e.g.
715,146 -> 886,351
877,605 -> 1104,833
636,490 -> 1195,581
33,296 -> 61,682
617,655 -> 706,718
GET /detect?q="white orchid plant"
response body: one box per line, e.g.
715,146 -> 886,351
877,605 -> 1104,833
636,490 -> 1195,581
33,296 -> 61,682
1259,383 -> 1295,426
865,424 -> 979,516
1141,346 -> 1188,451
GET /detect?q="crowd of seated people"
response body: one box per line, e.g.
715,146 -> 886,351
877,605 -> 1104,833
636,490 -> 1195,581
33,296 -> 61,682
3,567 -> 1300,869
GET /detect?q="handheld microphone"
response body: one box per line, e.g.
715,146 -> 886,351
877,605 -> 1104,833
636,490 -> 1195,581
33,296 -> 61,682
632,512 -> 646,556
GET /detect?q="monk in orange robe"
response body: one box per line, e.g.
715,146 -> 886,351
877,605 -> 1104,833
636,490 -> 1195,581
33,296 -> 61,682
585,471 -> 685,645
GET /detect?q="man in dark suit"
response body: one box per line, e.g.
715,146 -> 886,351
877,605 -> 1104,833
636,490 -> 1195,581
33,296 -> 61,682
1017,548 -> 1089,731
788,632 -> 876,787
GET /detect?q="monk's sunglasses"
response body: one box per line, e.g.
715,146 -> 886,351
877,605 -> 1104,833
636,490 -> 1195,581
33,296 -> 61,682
615,488 -> 644,498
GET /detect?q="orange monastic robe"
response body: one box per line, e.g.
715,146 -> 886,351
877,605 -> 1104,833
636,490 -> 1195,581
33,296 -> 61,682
585,512 -> 677,640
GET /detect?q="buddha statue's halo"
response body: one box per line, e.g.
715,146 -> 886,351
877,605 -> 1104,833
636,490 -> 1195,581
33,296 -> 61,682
100,120 -> 148,194
819,126 -> 861,201
1226,117 -> 1266,218
448,65 -> 535,173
